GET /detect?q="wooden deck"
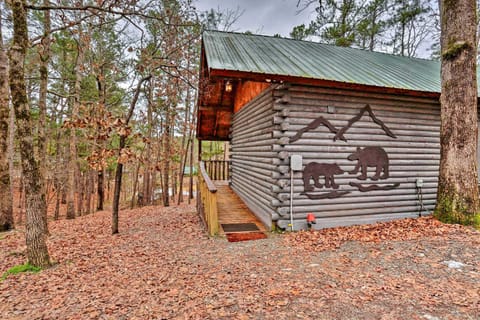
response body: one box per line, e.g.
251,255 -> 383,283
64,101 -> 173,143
214,181 -> 267,234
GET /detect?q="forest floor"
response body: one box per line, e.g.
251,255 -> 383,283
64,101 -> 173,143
0,203 -> 479,320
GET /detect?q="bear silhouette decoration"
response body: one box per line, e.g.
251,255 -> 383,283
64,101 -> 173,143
303,162 -> 344,191
347,146 -> 389,181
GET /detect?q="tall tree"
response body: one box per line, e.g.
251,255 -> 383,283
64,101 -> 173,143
289,24 -> 314,40
66,17 -> 86,220
37,0 -> 51,230
8,0 -> 50,267
355,0 -> 389,50
435,0 -> 480,226
388,0 -> 433,57
0,3 -> 14,232
200,6 -> 244,32
308,0 -> 363,47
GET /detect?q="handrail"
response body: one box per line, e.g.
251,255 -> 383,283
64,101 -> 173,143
199,161 -> 217,193
198,161 -> 218,236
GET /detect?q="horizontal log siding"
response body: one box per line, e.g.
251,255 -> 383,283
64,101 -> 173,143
274,84 -> 441,230
231,86 -> 277,228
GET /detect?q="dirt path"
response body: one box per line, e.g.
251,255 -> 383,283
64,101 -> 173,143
0,204 -> 479,319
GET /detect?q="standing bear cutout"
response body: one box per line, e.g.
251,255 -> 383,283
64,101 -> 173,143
347,146 -> 389,180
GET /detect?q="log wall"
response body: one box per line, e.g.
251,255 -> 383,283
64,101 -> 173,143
272,84 -> 442,230
230,86 -> 277,228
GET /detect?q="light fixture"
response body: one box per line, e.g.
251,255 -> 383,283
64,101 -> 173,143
225,80 -> 233,93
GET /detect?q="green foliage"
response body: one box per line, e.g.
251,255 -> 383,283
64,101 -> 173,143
355,0 -> 389,50
434,195 -> 480,228
442,41 -> 471,60
200,141 -> 225,160
289,24 -> 315,40
308,0 -> 361,47
1,263 -> 42,281
199,6 -> 244,32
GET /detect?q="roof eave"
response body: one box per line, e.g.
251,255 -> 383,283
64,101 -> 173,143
209,68 -> 441,99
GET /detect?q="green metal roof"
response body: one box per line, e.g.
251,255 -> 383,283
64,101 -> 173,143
203,30 -> 449,94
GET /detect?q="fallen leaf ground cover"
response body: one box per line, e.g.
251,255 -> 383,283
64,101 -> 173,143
0,204 -> 479,319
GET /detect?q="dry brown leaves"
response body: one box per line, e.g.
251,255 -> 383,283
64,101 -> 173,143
284,216 -> 479,252
0,206 -> 479,319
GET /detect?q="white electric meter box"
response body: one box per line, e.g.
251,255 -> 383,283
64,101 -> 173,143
290,154 -> 303,171
416,179 -> 423,188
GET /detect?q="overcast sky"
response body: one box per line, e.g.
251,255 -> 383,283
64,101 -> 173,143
193,0 -> 315,37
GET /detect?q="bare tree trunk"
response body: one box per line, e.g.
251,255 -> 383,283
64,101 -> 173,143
54,186 -> 60,220
0,10 -> 14,231
435,0 -> 480,226
85,172 -> 90,214
112,140 -> 124,234
177,83 -> 191,205
53,128 -> 62,220
66,24 -> 84,219
106,172 -> 110,202
162,116 -> 171,207
97,169 -> 104,210
177,139 -> 190,205
85,170 -> 93,214
66,110 -> 76,220
9,0 -> 50,267
76,171 -> 84,215
143,84 -> 153,205
9,90 -> 15,206
38,0 -> 50,225
189,101 -> 198,203
188,134 -> 194,203
96,73 -> 106,211
130,161 -> 141,209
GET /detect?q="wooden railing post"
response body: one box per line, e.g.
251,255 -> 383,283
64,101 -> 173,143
203,160 -> 232,182
198,161 -> 218,236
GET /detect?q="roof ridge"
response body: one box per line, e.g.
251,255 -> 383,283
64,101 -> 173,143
202,30 -> 438,64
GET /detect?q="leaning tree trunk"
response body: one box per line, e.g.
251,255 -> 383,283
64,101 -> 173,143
435,0 -> 480,226
112,75 -> 151,234
9,0 -> 50,267
0,10 -> 14,232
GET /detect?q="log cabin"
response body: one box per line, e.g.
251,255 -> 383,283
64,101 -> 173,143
196,30 -> 479,232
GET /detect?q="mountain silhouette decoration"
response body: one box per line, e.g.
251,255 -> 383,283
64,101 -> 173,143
290,104 -> 396,143
289,116 -> 345,143
334,104 -> 397,141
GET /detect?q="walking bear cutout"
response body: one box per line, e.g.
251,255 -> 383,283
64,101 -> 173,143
303,162 -> 344,191
347,146 -> 389,180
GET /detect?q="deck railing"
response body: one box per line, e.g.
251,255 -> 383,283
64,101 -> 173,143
198,161 -> 218,236
203,160 -> 231,181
